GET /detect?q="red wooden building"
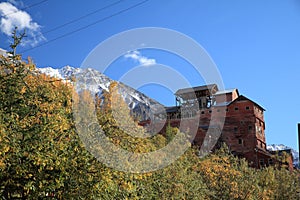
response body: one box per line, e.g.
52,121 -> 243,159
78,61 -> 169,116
140,84 -> 293,169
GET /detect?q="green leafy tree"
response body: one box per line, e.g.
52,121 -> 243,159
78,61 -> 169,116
0,52 -> 104,199
96,81 -> 164,153
255,166 -> 300,200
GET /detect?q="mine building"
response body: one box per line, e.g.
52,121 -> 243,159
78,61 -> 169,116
268,149 -> 294,171
140,84 -> 294,169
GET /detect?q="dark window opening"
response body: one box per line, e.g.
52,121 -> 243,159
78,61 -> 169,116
234,107 -> 239,111
201,111 -> 205,114
259,159 -> 265,167
268,159 -> 273,165
248,125 -> 252,131
246,106 -> 250,110
238,139 -> 243,145
234,127 -> 238,132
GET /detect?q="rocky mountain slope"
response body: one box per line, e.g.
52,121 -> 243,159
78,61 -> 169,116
38,66 -> 164,121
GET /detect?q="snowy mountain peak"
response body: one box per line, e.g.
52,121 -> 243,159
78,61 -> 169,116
38,66 -> 164,121
0,48 -> 14,58
0,48 -> 9,57
38,67 -> 63,79
38,66 -> 81,80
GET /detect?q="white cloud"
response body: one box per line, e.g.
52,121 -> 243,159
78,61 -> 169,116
0,1 -> 45,47
124,50 -> 156,66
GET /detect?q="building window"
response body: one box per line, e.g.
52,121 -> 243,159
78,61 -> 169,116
201,111 -> 205,114
209,110 -> 212,113
246,106 -> 250,110
234,107 -> 239,111
258,127 -> 262,134
261,122 -> 265,130
259,159 -> 265,167
256,125 -> 262,134
226,108 -> 229,112
248,125 -> 252,131
234,127 -> 238,132
268,159 -> 273,165
238,139 -> 243,145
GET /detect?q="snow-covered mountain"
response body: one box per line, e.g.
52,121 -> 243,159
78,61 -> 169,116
38,66 -> 164,121
267,144 -> 299,168
0,48 -> 8,57
0,48 -> 13,58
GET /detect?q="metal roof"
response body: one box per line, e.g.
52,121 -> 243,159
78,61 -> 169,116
268,149 -> 292,155
232,95 -> 266,111
214,88 -> 239,96
213,102 -> 232,107
175,84 -> 218,96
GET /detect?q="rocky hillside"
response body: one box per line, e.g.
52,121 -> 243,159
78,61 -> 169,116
38,66 -> 164,121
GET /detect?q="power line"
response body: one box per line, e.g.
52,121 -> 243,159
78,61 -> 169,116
44,0 -> 124,34
1,0 -> 50,50
20,0 -> 150,53
2,0 -> 49,17
2,0 -> 124,51
21,0 -> 49,10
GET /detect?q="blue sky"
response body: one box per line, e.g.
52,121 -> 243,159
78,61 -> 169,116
0,0 -> 299,150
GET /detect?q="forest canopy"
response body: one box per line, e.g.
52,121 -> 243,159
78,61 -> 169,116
0,50 -> 299,199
